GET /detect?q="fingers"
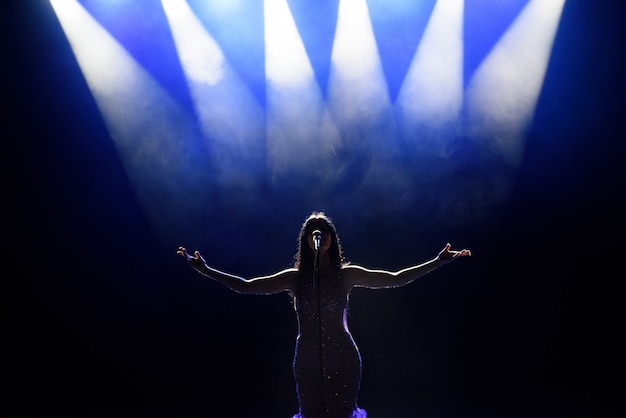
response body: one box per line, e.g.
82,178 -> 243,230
444,243 -> 472,258
194,250 -> 206,262
177,246 -> 200,261
453,248 -> 472,257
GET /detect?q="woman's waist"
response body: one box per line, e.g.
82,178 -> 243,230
296,327 -> 353,342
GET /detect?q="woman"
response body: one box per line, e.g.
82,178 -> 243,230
177,212 -> 471,418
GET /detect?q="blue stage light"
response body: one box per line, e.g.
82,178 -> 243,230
50,0 -> 567,237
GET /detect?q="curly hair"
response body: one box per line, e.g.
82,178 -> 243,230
294,211 -> 345,271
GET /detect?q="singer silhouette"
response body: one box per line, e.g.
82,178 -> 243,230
177,212 -> 471,418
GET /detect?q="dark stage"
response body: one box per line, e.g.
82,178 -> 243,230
5,1 -> 625,417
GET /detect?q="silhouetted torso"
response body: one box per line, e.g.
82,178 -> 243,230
292,269 -> 366,418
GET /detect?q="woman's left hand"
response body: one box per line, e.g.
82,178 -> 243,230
437,243 -> 471,262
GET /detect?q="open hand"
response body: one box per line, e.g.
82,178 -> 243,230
437,243 -> 471,263
177,246 -> 207,270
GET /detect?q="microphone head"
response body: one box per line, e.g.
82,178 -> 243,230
311,229 -> 322,251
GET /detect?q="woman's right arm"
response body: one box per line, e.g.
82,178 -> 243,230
177,246 -> 298,295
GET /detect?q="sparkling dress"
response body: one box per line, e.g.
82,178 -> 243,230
291,269 -> 367,418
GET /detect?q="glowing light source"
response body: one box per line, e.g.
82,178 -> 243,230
161,0 -> 225,86
264,0 -> 340,197
163,0 -> 265,191
328,0 -> 390,124
50,0 -> 568,231
264,0 -> 314,88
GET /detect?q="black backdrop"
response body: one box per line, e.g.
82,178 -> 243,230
5,1 -> 625,417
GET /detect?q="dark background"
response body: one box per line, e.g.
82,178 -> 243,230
5,0 -> 625,417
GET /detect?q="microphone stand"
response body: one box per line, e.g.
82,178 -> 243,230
313,244 -> 325,415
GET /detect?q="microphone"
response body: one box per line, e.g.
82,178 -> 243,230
312,230 -> 322,251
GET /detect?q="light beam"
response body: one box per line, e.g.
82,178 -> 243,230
396,0 -> 464,131
50,0 -> 204,243
162,0 -> 265,191
325,0 -> 418,216
465,0 -> 566,166
328,0 -> 390,125
264,0 -> 341,197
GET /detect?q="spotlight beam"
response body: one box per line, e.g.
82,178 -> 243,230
396,0 -> 464,130
50,0 -> 206,244
465,0 -> 567,165
264,0 -> 341,199
328,0 -> 390,125
163,0 -> 265,191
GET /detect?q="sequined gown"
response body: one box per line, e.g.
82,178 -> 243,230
292,270 -> 367,418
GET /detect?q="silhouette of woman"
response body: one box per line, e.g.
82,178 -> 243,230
177,212 -> 471,418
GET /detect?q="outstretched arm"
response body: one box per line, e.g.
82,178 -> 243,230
177,246 -> 297,295
343,243 -> 471,290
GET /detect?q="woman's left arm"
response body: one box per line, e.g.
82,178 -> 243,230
343,243 -> 471,289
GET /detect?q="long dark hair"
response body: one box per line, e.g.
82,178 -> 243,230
294,212 -> 344,271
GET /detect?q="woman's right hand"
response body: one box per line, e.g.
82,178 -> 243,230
177,246 -> 207,271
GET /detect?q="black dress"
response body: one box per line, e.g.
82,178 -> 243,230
292,269 -> 367,418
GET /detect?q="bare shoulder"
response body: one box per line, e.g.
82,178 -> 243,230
342,264 -> 388,274
258,267 -> 299,278
276,267 -> 299,275
248,267 -> 300,293
341,264 -> 370,287
266,267 -> 299,283
341,264 -> 400,289
342,264 -> 368,273
277,267 -> 300,289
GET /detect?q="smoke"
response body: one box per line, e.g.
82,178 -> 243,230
52,0 -> 565,251
465,0 -> 566,166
